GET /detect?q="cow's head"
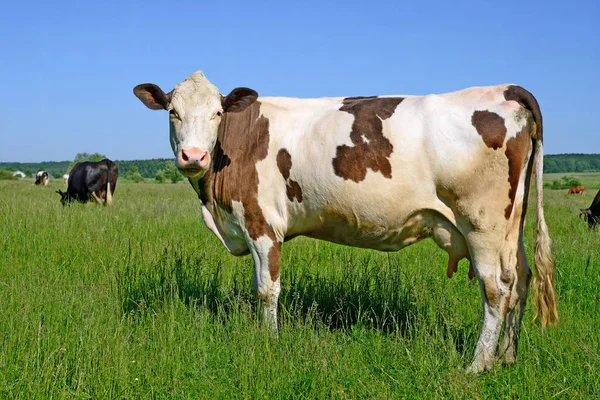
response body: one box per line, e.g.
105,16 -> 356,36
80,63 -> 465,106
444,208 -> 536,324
56,190 -> 69,206
133,71 -> 258,178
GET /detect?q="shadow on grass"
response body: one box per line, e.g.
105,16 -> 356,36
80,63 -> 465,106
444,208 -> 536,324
116,246 -> 476,345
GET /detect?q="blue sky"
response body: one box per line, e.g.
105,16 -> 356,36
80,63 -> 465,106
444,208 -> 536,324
0,0 -> 598,162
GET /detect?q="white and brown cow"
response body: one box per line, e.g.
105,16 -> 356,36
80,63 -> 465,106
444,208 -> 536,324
134,71 -> 558,372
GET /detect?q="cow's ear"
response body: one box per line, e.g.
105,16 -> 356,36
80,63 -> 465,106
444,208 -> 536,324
221,87 -> 258,113
133,84 -> 172,110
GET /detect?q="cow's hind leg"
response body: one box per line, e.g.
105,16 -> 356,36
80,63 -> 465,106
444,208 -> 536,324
91,192 -> 104,205
248,236 -> 282,334
498,241 -> 531,364
468,233 -> 515,373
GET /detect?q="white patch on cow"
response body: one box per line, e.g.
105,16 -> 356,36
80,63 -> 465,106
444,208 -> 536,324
169,71 -> 222,164
248,234 -> 280,332
249,235 -> 275,300
255,98 -> 355,235
200,202 -> 248,256
361,134 -> 370,144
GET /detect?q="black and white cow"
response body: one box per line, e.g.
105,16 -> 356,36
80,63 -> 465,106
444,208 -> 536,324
56,159 -> 118,206
134,71 -> 558,372
34,171 -> 49,186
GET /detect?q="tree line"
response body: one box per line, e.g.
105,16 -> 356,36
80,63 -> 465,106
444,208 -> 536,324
0,153 -> 183,182
2,153 -> 600,180
544,154 -> 600,173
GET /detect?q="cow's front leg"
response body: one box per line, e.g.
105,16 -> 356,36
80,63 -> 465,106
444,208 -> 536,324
249,236 -> 282,333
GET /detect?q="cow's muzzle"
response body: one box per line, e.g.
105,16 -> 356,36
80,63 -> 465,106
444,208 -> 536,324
177,147 -> 211,176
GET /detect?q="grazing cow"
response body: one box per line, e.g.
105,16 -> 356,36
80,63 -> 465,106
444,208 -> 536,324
580,189 -> 600,229
134,71 -> 558,372
34,171 -> 49,186
56,159 -> 118,206
568,185 -> 585,195
63,174 -> 69,185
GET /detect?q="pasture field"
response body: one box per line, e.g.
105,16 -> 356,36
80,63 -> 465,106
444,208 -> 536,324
544,171 -> 600,191
1,179 -> 599,399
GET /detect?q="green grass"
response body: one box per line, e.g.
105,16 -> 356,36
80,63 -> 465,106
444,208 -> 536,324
1,179 -> 599,399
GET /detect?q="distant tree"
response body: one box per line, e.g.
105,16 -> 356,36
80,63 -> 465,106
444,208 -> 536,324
0,170 -> 18,180
562,175 -> 582,187
127,165 -> 144,183
547,175 -> 583,190
544,159 -> 559,173
164,161 -> 184,183
68,152 -> 107,172
155,170 -> 166,183
24,169 -> 32,176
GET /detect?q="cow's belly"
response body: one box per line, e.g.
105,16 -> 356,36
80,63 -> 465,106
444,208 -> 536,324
299,201 -> 456,252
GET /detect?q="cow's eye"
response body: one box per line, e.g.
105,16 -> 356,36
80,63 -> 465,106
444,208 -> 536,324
169,109 -> 179,119
212,111 -> 222,120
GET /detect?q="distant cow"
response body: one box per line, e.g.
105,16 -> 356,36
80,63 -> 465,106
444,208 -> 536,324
34,171 -> 49,186
134,71 -> 558,372
568,185 -> 585,195
56,159 -> 118,206
580,189 -> 600,229
63,174 -> 69,185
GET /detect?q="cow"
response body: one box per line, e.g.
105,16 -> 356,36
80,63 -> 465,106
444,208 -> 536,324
568,185 -> 585,195
34,171 -> 49,186
133,71 -> 558,372
580,189 -> 600,229
56,159 -> 118,206
63,174 -> 69,185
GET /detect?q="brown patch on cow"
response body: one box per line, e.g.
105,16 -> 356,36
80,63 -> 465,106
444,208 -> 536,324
471,110 -> 507,150
447,257 -> 459,278
268,241 -> 281,281
503,291 -> 512,317
503,85 -> 543,140
196,101 -> 276,241
332,97 -> 403,182
483,277 -> 500,306
276,148 -> 303,202
504,119 -> 531,219
286,181 -> 303,203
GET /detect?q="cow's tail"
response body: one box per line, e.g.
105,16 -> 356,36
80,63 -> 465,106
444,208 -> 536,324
532,139 -> 558,326
106,161 -> 113,207
506,85 -> 558,326
509,86 -> 559,327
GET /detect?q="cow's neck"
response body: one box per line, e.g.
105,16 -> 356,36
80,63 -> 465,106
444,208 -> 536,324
193,101 -> 269,222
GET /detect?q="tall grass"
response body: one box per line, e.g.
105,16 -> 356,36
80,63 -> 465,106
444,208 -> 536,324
1,179 -> 599,398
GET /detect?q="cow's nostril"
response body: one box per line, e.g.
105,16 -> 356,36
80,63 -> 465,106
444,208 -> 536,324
200,153 -> 207,162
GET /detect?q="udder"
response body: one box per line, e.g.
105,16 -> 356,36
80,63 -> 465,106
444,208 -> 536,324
431,218 -> 474,280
